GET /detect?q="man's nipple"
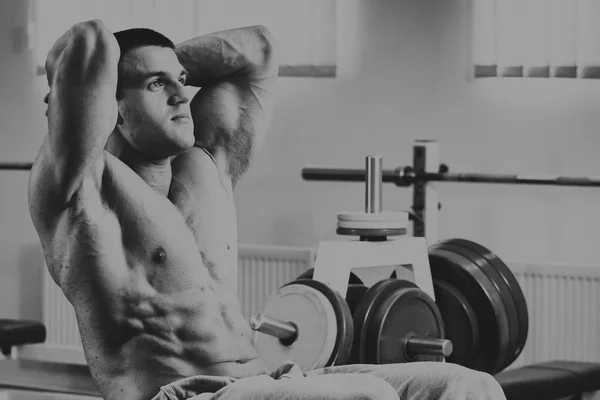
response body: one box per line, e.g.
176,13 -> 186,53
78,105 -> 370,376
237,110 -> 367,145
152,247 -> 167,264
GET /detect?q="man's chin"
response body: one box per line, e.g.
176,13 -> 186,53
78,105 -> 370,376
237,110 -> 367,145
163,137 -> 196,157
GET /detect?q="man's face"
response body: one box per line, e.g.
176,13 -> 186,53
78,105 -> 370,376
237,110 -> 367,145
117,45 -> 195,158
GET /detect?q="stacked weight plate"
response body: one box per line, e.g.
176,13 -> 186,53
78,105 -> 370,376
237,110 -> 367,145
428,238 -> 529,375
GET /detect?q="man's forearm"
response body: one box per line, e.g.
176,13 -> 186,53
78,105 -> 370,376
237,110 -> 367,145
175,25 -> 278,87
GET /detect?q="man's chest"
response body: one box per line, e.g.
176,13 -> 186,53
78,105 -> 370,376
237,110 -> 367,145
168,174 -> 239,285
93,155 -> 239,288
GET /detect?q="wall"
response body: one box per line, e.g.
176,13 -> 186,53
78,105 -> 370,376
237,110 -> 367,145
236,0 -> 600,267
0,0 -> 47,320
1,0 -> 600,321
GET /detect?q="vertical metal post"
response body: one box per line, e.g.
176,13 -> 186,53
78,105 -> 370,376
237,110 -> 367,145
413,144 -> 426,238
412,140 -> 440,245
365,155 -> 383,213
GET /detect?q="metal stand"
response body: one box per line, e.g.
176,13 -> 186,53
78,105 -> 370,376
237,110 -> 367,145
311,154 -> 435,301
412,140 -> 440,245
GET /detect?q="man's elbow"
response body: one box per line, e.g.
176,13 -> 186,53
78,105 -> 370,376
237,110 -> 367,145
248,25 -> 280,76
71,20 -> 120,56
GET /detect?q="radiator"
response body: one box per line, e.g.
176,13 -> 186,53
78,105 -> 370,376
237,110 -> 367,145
506,261 -> 600,370
236,244 -> 316,322
27,246 -> 600,370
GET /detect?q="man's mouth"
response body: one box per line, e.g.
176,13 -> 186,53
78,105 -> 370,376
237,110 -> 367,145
171,114 -> 191,121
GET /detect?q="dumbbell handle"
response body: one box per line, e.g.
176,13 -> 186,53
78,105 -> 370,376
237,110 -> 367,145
405,336 -> 453,358
250,314 -> 297,342
251,313 -> 453,358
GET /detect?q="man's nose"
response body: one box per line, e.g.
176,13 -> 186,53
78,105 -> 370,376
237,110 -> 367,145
168,84 -> 190,105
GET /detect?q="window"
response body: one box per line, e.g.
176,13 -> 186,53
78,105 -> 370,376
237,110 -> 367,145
33,0 -> 337,83
472,0 -> 600,79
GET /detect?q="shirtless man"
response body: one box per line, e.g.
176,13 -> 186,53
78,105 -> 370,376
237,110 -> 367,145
28,19 -> 506,400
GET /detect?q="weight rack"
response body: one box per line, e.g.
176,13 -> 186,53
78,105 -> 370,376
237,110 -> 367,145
301,139 -> 600,245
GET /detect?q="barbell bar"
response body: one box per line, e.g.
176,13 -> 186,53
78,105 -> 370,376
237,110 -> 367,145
4,155 -> 599,189
250,310 -> 453,358
0,163 -> 34,171
8,161 -> 599,188
301,166 -> 600,188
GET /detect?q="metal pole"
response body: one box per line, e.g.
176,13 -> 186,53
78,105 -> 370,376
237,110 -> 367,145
405,337 -> 453,358
365,156 -> 383,213
302,167 -> 399,183
414,140 -> 440,244
301,167 -> 600,188
412,144 -> 425,238
249,314 -> 297,343
0,163 -> 33,171
420,172 -> 600,187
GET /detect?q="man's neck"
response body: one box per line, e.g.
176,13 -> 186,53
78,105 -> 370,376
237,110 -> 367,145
106,132 -> 173,196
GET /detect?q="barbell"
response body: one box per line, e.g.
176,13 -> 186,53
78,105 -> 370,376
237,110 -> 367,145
11,160 -> 598,187
6,150 -> 600,189
250,275 -> 452,373
251,237 -> 529,376
301,165 -> 600,188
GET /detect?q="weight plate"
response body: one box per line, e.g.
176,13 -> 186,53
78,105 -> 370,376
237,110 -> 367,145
346,284 -> 368,316
350,279 -> 395,363
344,284 -> 368,365
435,240 -> 520,372
366,280 -> 446,364
350,280 -> 418,318
387,273 -> 422,293
253,281 -> 339,372
337,220 -> 409,230
433,279 -> 479,368
429,247 -> 509,375
336,227 -> 407,237
444,238 -> 528,368
286,279 -> 354,367
346,280 -> 418,365
337,211 -> 408,222
296,268 -> 364,285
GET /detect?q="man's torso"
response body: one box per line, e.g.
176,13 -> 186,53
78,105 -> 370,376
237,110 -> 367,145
30,145 -> 265,400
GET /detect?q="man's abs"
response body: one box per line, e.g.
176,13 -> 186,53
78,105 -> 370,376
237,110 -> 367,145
36,154 -> 263,400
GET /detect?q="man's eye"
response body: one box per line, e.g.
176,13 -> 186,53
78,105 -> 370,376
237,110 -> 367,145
149,80 -> 164,89
179,77 -> 186,85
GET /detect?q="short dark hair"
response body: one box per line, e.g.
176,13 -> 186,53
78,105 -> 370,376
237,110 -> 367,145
113,28 -> 175,99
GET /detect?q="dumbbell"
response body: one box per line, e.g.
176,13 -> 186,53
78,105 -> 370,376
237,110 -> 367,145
250,277 -> 453,372
250,278 -> 354,372
348,278 -> 452,365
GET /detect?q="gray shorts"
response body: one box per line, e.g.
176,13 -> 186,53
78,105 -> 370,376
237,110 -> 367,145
152,361 -> 506,400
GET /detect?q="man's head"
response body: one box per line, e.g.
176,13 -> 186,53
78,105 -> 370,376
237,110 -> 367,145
113,28 -> 194,159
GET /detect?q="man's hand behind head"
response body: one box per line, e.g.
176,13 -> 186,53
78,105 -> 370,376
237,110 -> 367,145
43,93 -> 49,117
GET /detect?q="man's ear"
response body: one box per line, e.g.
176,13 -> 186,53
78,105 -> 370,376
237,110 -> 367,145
113,107 -> 124,136
115,99 -> 125,127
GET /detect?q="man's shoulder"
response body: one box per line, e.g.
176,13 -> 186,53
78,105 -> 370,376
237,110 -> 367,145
171,146 -> 233,193
29,144 -> 110,241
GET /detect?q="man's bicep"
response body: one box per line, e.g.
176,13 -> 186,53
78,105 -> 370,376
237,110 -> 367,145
189,77 -> 276,185
46,20 -> 119,203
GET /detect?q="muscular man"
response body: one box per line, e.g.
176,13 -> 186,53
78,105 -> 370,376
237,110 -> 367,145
28,20 -> 506,400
